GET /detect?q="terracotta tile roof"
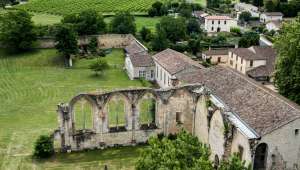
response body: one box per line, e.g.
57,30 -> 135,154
205,15 -> 233,20
152,49 -> 203,75
178,66 -> 300,136
129,53 -> 154,67
203,49 -> 228,56
263,12 -> 283,16
229,46 -> 276,61
125,40 -> 147,55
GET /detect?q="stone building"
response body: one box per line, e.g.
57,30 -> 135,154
260,12 -> 283,23
202,49 -> 229,64
124,40 -> 155,81
204,16 -> 238,33
177,66 -> 300,170
227,46 -> 276,81
234,3 -> 260,17
152,49 -> 202,88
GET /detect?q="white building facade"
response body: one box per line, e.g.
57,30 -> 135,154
260,12 -> 283,23
204,16 -> 238,33
235,3 -> 260,17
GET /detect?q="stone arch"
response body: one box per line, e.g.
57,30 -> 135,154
208,109 -> 225,161
103,92 -> 131,132
137,91 -> 157,130
69,94 -> 98,132
254,143 -> 268,170
194,95 -> 209,144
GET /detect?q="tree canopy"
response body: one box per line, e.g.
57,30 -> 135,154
274,17 -> 300,104
136,130 -> 213,170
62,10 -> 106,35
0,10 -> 37,52
157,16 -> 187,42
110,12 -> 136,34
55,24 -> 78,66
238,31 -> 259,48
89,58 -> 109,75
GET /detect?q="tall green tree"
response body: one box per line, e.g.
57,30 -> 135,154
139,26 -> 152,42
151,28 -> 169,51
238,31 -> 259,48
136,130 -> 213,170
62,10 -> 106,35
110,12 -> 136,34
187,18 -> 201,35
55,24 -> 78,67
0,10 -> 37,52
253,0 -> 264,7
157,16 -> 186,42
265,0 -> 276,11
274,18 -> 300,104
239,11 -> 251,23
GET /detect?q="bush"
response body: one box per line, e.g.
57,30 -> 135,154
89,58 -> 109,75
230,27 -> 242,36
33,135 -> 54,159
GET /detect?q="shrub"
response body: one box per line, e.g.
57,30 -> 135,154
89,58 -> 109,75
33,135 -> 54,159
230,27 -> 242,36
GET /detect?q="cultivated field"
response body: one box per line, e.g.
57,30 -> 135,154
16,0 -> 170,15
0,49 -> 150,169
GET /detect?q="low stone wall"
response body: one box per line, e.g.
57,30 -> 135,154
34,34 -> 136,49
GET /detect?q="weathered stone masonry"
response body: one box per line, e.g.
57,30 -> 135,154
54,84 -> 256,165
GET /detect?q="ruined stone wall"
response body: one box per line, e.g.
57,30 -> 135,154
231,129 -> 252,165
258,118 -> 300,170
54,84 -> 256,166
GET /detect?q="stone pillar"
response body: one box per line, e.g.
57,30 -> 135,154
57,103 -> 73,152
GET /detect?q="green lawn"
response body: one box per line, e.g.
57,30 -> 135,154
32,13 -> 62,25
0,48 -> 149,169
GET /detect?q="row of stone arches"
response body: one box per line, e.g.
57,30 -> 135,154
71,92 -> 157,132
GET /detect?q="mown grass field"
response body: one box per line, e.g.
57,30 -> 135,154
0,49 -> 150,169
16,0 -> 170,15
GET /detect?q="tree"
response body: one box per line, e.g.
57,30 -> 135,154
239,11 -> 251,23
151,29 -> 169,51
0,10 -> 37,52
136,130 -> 213,170
139,26 -> 152,42
238,31 -> 259,47
89,58 -> 109,75
0,0 -> 9,8
265,0 -> 276,12
55,24 -> 78,67
219,154 -> 251,170
274,18 -> 300,104
187,18 -> 201,35
148,1 -> 168,16
62,10 -> 106,35
157,16 -> 186,42
188,39 -> 201,54
253,0 -> 264,7
110,12 -> 136,34
33,135 -> 54,159
88,37 -> 98,54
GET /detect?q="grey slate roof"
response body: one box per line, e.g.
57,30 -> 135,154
129,53 -> 154,67
152,48 -> 203,75
263,12 -> 283,16
125,40 -> 147,55
178,66 -> 300,136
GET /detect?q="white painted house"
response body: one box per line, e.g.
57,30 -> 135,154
260,12 -> 283,23
266,21 -> 282,31
152,49 -> 203,88
235,3 -> 260,17
204,16 -> 237,33
125,40 -> 155,81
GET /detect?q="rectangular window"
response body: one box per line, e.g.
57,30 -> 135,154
241,58 -> 243,64
164,72 -> 166,85
236,55 -> 238,61
295,129 -> 299,136
250,60 -> 253,67
139,71 -> 146,78
238,145 -> 244,160
212,20 -> 214,24
160,68 -> 162,80
218,20 -> 220,24
168,77 -> 170,86
230,60 -> 233,66
176,112 -> 183,124
211,27 -> 214,31
156,66 -> 158,78
224,20 -> 227,24
218,57 -> 221,63
151,70 -> 154,78
240,66 -> 242,72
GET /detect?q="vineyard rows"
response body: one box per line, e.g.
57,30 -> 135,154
16,0 -> 169,15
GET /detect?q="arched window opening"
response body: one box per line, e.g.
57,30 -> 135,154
73,98 -> 93,131
139,94 -> 156,130
254,143 -> 268,170
107,96 -> 127,132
